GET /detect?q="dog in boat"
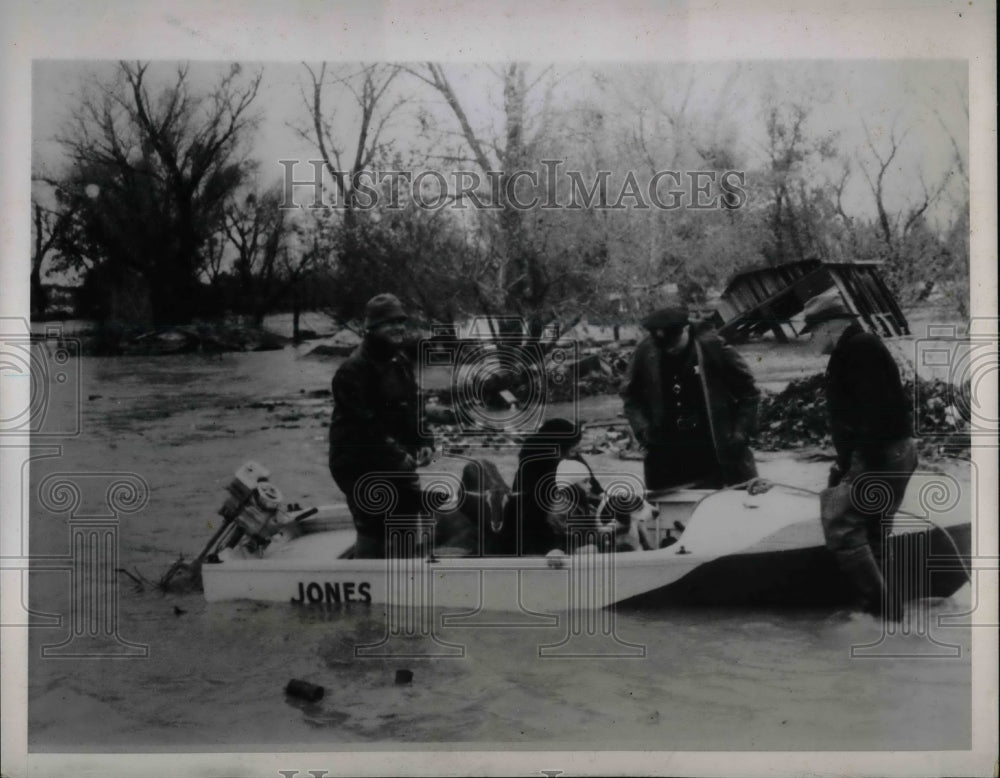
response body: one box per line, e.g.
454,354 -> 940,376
543,457 -> 657,554
599,491 -> 656,552
541,480 -> 657,554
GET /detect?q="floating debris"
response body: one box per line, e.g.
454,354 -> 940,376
285,679 -> 325,702
395,669 -> 413,685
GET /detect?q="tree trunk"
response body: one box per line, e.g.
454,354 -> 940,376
30,265 -> 47,319
148,266 -> 199,325
292,288 -> 301,342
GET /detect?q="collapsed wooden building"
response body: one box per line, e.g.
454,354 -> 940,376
716,259 -> 909,343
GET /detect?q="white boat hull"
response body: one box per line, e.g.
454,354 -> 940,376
202,532 -> 709,611
201,486 -> 972,611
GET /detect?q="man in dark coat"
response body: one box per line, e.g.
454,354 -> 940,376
328,293 -> 435,558
621,306 -> 760,491
506,418 -> 602,555
803,293 -> 917,620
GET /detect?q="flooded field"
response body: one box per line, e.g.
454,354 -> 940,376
24,344 -> 973,752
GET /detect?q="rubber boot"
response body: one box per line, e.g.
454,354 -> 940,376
835,545 -> 901,623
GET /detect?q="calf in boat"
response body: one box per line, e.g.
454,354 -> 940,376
431,456 -> 658,558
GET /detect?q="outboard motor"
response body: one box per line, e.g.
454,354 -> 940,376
218,461 -> 285,553
160,461 -> 290,592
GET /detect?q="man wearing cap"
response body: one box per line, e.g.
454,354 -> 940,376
621,306 -> 760,491
801,293 -> 916,620
328,293 -> 435,558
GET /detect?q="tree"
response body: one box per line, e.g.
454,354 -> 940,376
294,62 -> 433,323
222,182 -> 291,325
295,63 -> 407,260
54,61 -> 262,324
756,96 -> 840,266
404,62 -> 577,338
29,184 -> 78,318
316,201 -> 474,330
588,63 -> 748,313
855,114 -> 957,300
282,208 -> 337,341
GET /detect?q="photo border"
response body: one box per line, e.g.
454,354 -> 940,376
2,1 -> 996,776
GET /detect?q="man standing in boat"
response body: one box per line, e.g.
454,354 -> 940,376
802,294 -> 917,621
328,293 -> 435,558
621,305 -> 760,491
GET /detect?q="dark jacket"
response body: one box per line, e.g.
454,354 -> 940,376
328,339 -> 433,476
621,326 -> 759,485
510,449 -> 602,556
826,323 -> 912,470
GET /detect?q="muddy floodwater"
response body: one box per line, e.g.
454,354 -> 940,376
25,345 -> 973,751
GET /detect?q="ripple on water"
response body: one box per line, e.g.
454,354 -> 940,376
27,351 -> 973,751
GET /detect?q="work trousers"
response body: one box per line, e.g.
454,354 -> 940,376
820,438 -> 919,565
332,466 -> 425,559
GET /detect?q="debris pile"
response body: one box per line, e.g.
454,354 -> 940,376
547,363 -> 622,403
299,337 -> 973,463
426,419 -> 642,459
425,367 -> 972,462
559,344 -> 632,398
303,329 -> 362,358
424,343 -> 630,409
754,372 -> 971,459
86,322 -> 289,356
754,374 -> 831,451
906,375 -> 972,459
578,424 -> 644,460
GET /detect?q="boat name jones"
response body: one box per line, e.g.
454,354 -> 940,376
292,581 -> 372,604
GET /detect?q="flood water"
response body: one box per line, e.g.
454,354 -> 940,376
24,346 -> 973,752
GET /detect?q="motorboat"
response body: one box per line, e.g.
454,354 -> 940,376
193,462 -> 972,612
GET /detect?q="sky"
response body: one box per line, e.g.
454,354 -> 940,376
31,59 -> 969,229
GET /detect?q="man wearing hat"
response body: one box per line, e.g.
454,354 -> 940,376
620,305 -> 760,491
328,293 -> 435,558
801,293 -> 916,620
